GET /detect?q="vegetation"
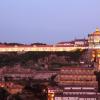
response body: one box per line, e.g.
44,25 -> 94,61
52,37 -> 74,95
94,72 -> 100,92
0,87 -> 10,100
0,49 -> 88,70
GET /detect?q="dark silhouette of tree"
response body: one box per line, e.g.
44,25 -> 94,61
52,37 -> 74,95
24,83 -> 47,100
7,93 -> 22,100
0,87 -> 10,100
31,43 -> 47,45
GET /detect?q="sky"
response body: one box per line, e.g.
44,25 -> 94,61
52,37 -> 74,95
0,0 -> 100,44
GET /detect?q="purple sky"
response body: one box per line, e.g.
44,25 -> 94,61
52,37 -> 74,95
0,0 -> 100,44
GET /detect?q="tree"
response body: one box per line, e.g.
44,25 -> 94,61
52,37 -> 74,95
0,87 -> 10,100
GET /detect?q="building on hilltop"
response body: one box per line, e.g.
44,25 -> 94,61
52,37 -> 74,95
74,39 -> 88,46
88,28 -> 100,47
88,28 -> 100,71
56,39 -> 88,47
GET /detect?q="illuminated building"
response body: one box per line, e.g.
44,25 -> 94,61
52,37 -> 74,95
56,39 -> 88,47
0,66 -> 36,81
88,28 -> 100,47
48,92 -> 55,100
48,86 -> 62,100
0,82 -> 23,94
57,67 -> 98,88
54,67 -> 100,99
74,39 -> 88,46
88,28 -> 100,71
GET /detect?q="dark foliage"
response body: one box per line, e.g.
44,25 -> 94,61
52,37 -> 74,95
0,49 -> 86,68
24,83 -> 48,100
0,87 -> 10,100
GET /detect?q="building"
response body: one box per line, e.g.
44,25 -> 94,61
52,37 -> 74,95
88,28 -> 100,47
33,71 -> 57,80
57,67 -> 97,87
56,41 -> 74,46
0,65 -> 36,81
48,86 -> 62,100
56,39 -> 88,47
0,82 -> 23,94
48,67 -> 100,100
88,28 -> 100,71
74,39 -> 88,46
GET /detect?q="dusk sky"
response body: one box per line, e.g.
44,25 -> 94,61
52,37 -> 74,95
0,0 -> 100,44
